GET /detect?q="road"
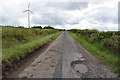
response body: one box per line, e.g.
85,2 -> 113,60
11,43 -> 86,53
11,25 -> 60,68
18,31 -> 118,78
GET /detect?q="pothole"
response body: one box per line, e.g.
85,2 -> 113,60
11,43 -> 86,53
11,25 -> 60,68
70,60 -> 88,77
74,64 -> 88,74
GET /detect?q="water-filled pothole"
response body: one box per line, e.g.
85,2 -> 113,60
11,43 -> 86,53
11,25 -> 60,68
70,60 -> 88,77
74,64 -> 88,74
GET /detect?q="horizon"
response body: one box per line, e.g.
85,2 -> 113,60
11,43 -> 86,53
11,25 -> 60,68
0,0 -> 119,31
1,25 -> 119,32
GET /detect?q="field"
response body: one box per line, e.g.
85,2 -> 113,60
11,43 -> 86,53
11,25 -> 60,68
68,29 -> 120,77
1,27 -> 120,78
0,27 -> 1,64
2,26 -> 63,68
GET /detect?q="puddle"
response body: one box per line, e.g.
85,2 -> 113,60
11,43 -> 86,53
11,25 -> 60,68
74,64 -> 88,74
70,60 -> 88,76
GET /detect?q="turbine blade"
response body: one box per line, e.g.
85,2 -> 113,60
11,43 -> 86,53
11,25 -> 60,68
23,10 -> 28,12
29,10 -> 33,13
28,3 -> 30,9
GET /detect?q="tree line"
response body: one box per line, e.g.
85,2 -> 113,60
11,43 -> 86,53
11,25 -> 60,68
1,25 -> 55,29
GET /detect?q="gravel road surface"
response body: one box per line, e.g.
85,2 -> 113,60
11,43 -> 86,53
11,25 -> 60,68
18,31 -> 118,78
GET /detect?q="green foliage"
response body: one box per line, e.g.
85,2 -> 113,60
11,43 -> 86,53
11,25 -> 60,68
43,26 -> 54,29
101,36 -> 119,54
70,29 -> 119,54
2,26 -> 62,66
31,26 -> 42,29
69,31 -> 120,77
0,27 -> 1,64
2,27 -> 59,48
70,29 -> 77,33
3,32 -> 62,65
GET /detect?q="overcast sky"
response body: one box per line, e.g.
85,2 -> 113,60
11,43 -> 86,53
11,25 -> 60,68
0,0 -> 119,31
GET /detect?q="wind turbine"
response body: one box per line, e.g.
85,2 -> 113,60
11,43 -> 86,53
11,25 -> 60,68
23,3 -> 33,28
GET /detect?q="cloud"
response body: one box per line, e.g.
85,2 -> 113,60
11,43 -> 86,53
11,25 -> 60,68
73,0 -> 118,31
32,12 -> 67,26
87,2 -> 118,24
0,0 -> 118,31
46,2 -> 88,10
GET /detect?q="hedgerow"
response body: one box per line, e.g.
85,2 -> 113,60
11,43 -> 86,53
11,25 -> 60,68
70,29 -> 119,54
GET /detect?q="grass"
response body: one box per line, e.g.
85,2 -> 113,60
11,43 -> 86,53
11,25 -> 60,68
68,31 -> 120,77
3,32 -> 62,65
2,26 -> 63,66
0,27 -> 1,64
2,27 -> 60,48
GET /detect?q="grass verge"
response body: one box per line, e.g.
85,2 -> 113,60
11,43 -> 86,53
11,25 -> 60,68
2,32 -> 62,66
0,27 -> 1,64
68,31 -> 120,77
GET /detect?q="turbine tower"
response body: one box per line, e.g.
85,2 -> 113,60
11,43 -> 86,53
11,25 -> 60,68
23,3 -> 33,28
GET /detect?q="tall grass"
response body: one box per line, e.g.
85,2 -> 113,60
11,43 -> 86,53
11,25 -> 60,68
68,31 -> 120,77
2,26 -> 62,66
0,27 -> 2,64
3,32 -> 62,65
2,27 -> 59,48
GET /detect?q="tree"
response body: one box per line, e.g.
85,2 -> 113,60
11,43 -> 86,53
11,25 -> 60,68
43,26 -> 54,29
31,26 -> 42,29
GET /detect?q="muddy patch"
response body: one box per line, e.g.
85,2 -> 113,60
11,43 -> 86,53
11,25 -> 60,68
74,64 -> 88,74
70,60 -> 88,77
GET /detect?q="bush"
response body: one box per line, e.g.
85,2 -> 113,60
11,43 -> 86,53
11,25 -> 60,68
71,29 -> 77,33
31,26 -> 42,29
43,26 -> 54,29
88,33 -> 98,44
102,36 -> 119,54
70,29 -> 119,54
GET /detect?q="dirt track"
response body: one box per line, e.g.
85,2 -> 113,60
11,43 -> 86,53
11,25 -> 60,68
9,31 -> 118,78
